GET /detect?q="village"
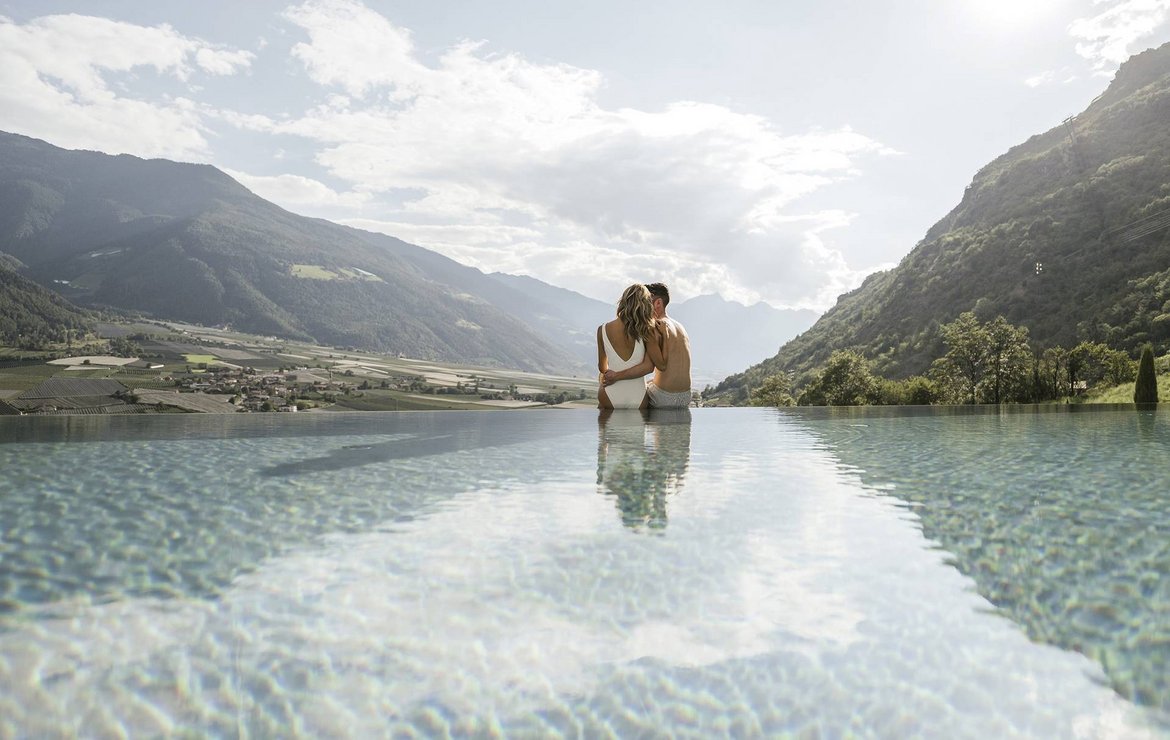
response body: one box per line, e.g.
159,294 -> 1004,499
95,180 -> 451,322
0,323 -> 599,416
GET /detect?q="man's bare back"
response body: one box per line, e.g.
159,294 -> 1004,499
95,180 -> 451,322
651,316 -> 691,394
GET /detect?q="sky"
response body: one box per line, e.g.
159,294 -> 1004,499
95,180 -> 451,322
2,1 -> 1169,313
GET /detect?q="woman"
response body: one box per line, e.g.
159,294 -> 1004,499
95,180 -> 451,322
597,284 -> 659,409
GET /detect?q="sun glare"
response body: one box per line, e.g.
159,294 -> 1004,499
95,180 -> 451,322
967,0 -> 1062,29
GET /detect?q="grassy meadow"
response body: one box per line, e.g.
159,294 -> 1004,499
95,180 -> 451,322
1076,374 -> 1170,404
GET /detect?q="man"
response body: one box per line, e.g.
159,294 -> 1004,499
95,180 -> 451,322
604,282 -> 693,407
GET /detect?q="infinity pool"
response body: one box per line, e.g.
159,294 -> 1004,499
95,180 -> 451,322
0,407 -> 1167,737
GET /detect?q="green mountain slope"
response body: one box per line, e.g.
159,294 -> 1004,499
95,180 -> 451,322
719,42 -> 1170,395
0,132 -> 579,373
0,252 -> 93,346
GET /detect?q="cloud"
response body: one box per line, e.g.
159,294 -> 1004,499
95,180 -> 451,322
224,168 -> 372,210
283,0 -> 428,98
275,0 -> 894,310
341,218 -> 542,249
0,13 -> 253,159
195,47 -> 255,76
1024,70 -> 1056,87
0,2 -> 899,311
1069,0 -> 1170,71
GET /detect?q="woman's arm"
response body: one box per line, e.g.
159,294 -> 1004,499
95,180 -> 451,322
604,355 -> 654,384
596,325 -> 608,376
603,324 -> 665,384
596,326 -> 615,409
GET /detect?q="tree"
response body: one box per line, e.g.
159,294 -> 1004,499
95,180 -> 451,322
1101,347 -> 1136,386
984,316 -> 1031,404
934,313 -> 1033,403
1134,343 -> 1158,403
902,376 -> 938,405
938,312 -> 990,404
872,378 -> 905,405
750,373 -> 794,407
107,336 -> 142,357
797,350 -> 878,406
1039,346 -> 1069,399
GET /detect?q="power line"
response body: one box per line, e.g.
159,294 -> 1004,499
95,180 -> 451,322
1107,206 -> 1170,243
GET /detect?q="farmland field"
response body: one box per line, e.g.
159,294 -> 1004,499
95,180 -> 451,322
1,318 -> 600,413
290,264 -> 383,281
183,354 -> 219,365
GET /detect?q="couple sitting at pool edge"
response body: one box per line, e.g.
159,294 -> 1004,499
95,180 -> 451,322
597,282 -> 693,410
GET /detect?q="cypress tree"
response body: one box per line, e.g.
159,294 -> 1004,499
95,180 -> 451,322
1133,343 -> 1158,404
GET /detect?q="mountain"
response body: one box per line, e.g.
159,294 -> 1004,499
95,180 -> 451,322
479,275 -> 818,386
0,131 -> 580,373
717,41 -> 1170,395
0,251 -> 94,347
669,295 -> 818,386
487,272 -> 611,367
0,130 -> 816,381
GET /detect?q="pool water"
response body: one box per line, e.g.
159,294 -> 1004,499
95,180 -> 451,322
0,407 -> 1167,737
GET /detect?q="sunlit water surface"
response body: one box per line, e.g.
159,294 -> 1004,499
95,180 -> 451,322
1,407 -> 1168,737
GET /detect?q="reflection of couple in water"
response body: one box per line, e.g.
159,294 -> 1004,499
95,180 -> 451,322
597,282 -> 693,410
596,408 -> 692,531
595,281 -> 694,529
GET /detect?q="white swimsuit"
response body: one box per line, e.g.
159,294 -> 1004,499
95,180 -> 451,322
601,326 -> 647,408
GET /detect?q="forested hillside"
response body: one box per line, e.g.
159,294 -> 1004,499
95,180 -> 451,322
0,253 -> 93,348
717,41 -> 1170,398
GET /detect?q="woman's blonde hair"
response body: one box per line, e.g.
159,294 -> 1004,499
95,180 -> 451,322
616,284 -> 654,342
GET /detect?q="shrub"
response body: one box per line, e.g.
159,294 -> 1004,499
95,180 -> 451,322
750,373 -> 795,407
902,376 -> 938,405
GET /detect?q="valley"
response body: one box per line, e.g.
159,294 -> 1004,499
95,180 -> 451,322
0,320 -> 599,415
